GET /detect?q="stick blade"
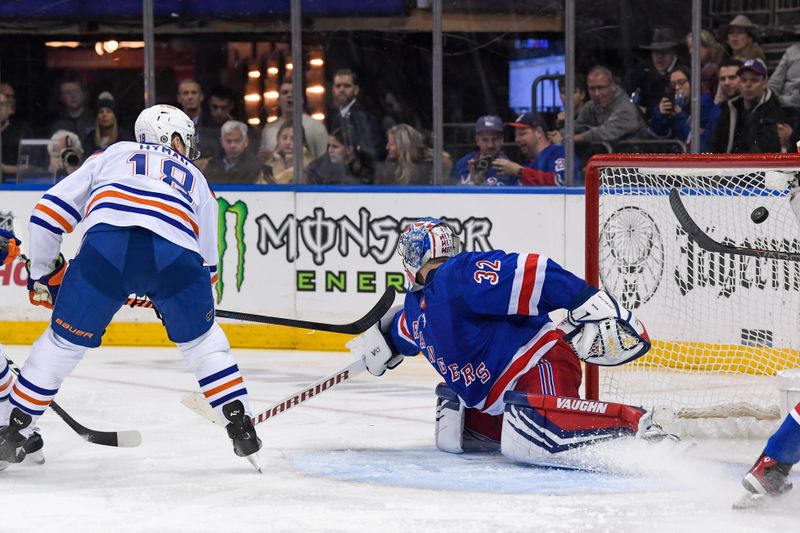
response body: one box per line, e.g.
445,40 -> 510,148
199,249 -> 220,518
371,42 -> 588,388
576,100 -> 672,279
180,392 -> 221,425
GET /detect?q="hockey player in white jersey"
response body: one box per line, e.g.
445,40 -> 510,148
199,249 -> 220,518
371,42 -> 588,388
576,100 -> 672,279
0,105 -> 261,471
347,217 -> 671,469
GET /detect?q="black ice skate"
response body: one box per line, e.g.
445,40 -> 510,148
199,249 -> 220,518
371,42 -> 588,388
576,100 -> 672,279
223,400 -> 262,473
0,408 -> 34,471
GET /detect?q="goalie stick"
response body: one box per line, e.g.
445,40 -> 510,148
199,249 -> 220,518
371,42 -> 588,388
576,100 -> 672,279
5,357 -> 141,447
128,286 -> 398,335
181,357 -> 367,426
669,188 -> 800,262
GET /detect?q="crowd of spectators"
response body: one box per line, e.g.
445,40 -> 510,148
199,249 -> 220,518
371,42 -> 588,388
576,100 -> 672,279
3,13 -> 800,187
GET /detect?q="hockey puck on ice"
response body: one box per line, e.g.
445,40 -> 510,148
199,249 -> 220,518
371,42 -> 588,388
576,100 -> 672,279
751,206 -> 769,224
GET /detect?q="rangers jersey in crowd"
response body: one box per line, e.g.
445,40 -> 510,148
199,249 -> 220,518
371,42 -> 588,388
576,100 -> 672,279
386,250 -> 587,415
27,141 -> 218,283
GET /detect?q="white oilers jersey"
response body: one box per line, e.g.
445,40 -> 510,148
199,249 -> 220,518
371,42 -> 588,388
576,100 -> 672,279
28,141 -> 219,282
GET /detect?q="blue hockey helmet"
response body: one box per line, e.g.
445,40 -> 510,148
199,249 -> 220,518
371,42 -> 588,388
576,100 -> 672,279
397,217 -> 461,290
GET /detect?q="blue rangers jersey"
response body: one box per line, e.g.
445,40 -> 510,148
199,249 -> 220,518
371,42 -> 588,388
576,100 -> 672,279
27,141 -> 219,283
386,250 -> 587,415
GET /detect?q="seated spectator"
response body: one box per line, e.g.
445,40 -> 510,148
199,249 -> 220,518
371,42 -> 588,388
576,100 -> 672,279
0,90 -> 32,182
204,121 -> 263,184
719,15 -> 765,63
768,43 -> 800,111
375,124 -> 435,185
715,58 -> 743,105
625,27 -> 682,119
709,59 -> 786,153
574,66 -> 650,144
649,65 -> 720,152
555,75 -> 587,129
83,92 -> 134,154
49,73 -> 95,138
265,121 -> 312,184
687,29 -> 728,97
259,79 -> 328,160
306,127 -> 374,185
48,129 -> 84,180
452,115 -> 512,186
493,112 -> 579,186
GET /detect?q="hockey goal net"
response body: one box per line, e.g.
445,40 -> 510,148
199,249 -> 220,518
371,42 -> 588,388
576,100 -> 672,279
585,153 -> 800,437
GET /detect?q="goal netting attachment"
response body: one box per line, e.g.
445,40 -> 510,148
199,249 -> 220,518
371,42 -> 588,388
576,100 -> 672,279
585,154 -> 800,437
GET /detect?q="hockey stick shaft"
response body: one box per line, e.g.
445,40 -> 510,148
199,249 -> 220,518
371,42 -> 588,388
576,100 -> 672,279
181,358 -> 367,426
5,356 -> 141,447
669,188 -> 800,262
129,287 -> 397,335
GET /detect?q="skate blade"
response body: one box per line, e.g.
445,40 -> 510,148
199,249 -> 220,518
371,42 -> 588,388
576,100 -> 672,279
246,453 -> 262,474
0,460 -> 8,472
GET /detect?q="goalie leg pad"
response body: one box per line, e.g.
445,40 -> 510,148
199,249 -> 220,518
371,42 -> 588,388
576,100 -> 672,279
500,392 -> 645,467
435,383 -> 465,453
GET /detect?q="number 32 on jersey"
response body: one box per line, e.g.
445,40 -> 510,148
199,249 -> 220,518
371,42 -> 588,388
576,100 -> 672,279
473,259 -> 500,285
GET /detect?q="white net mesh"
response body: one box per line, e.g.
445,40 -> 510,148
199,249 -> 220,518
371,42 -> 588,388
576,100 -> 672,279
594,161 -> 800,436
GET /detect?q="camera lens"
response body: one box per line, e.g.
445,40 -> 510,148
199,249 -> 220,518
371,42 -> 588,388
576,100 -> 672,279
64,151 -> 80,167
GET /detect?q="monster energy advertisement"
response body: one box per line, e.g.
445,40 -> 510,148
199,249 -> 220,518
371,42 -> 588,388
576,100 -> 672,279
0,190 -> 582,322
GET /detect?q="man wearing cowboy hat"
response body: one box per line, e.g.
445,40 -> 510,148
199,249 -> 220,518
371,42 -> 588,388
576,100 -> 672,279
719,14 -> 766,63
624,27 -> 684,119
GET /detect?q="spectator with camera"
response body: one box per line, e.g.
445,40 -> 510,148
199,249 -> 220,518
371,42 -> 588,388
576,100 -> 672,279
204,120 -> 263,184
649,65 -> 720,152
452,115 -> 512,186
492,112 -> 578,186
48,129 -> 83,180
709,59 -> 786,154
625,27 -> 683,119
83,92 -> 134,154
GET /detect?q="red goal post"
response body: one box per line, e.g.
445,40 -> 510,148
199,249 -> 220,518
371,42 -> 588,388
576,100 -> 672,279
583,153 -> 800,436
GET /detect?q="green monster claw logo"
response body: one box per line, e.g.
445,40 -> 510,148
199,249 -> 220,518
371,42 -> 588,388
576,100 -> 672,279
216,198 -> 248,303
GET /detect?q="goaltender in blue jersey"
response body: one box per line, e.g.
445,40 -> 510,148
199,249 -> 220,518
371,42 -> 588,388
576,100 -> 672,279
0,105 -> 261,472
347,217 -> 675,467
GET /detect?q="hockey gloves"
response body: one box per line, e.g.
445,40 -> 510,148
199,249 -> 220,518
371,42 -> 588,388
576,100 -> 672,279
26,253 -> 67,309
0,229 -> 20,266
559,287 -> 650,367
346,323 -> 404,376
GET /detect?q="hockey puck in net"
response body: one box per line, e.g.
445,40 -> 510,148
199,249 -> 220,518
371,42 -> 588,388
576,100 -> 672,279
751,206 -> 769,224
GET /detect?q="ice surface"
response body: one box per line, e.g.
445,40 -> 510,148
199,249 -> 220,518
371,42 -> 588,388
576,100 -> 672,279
3,345 -> 799,533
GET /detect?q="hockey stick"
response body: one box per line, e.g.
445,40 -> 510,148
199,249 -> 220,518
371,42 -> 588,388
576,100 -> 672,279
180,357 -> 367,426
128,286 -> 397,335
669,188 -> 800,262
4,357 -> 141,447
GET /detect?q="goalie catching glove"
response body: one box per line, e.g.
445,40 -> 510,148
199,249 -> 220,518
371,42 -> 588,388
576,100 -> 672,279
26,254 -> 67,309
346,305 -> 404,376
558,287 -> 650,366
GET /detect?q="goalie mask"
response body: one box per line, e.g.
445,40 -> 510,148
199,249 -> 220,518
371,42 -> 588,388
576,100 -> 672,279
134,104 -> 200,160
397,217 -> 461,291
